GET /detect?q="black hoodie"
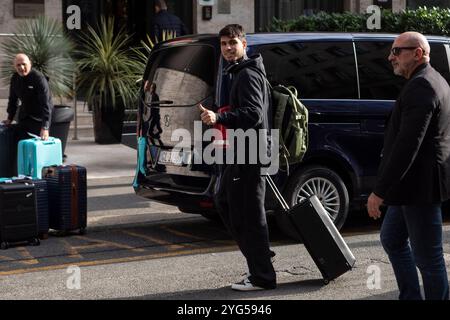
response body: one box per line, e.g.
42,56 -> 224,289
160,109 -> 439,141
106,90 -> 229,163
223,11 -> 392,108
216,54 -> 272,165
217,54 -> 270,131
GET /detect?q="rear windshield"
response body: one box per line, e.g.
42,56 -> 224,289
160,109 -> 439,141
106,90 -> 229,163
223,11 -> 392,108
143,44 -> 217,106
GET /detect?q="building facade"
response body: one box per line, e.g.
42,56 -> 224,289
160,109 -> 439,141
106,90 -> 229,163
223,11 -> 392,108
0,0 -> 447,97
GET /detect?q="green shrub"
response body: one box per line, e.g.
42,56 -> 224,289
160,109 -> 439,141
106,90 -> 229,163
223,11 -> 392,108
269,6 -> 450,36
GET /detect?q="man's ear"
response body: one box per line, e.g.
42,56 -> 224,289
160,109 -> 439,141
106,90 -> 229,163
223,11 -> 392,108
415,47 -> 424,60
242,38 -> 247,49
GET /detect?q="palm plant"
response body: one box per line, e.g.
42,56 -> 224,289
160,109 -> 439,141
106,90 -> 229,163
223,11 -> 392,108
77,17 -> 143,111
0,15 -> 75,98
134,30 -> 176,65
76,17 -> 143,143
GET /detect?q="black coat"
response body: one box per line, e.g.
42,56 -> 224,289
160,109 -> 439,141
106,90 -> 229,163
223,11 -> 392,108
374,63 -> 450,205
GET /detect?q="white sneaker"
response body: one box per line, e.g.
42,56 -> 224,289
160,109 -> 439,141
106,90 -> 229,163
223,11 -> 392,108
231,277 -> 265,291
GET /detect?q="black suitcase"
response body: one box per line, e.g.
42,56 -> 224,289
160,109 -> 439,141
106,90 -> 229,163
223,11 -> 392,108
14,179 -> 49,239
43,165 -> 87,234
267,176 -> 356,283
0,181 -> 40,249
0,124 -> 16,178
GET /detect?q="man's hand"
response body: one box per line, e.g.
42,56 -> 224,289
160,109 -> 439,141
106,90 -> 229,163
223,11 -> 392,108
2,119 -> 12,126
199,104 -> 217,126
40,128 -> 49,141
367,192 -> 384,220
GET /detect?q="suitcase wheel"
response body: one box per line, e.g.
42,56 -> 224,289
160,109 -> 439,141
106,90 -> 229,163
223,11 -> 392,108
39,233 -> 49,240
323,279 -> 330,285
30,238 -> 40,246
0,242 -> 9,250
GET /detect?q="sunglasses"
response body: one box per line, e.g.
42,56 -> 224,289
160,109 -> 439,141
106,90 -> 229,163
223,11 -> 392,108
390,46 -> 421,56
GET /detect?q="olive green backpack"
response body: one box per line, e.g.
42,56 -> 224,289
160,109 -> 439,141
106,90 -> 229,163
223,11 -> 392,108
268,83 -> 309,171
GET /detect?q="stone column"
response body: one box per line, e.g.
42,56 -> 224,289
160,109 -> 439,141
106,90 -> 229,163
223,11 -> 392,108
195,0 -> 254,34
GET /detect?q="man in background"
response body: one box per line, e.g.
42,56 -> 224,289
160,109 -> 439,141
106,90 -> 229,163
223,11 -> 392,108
152,0 -> 188,41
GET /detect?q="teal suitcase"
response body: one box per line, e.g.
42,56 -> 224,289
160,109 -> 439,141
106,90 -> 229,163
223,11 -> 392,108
18,137 -> 63,179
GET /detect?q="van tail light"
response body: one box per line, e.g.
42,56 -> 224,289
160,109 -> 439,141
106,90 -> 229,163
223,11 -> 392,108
213,105 -> 231,148
199,200 -> 214,208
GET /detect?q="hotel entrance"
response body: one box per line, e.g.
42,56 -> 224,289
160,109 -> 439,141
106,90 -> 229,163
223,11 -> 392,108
63,0 -> 193,43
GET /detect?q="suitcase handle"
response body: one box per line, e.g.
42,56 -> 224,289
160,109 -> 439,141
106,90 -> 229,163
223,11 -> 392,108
266,176 -> 290,212
41,139 -> 56,145
27,132 -> 56,145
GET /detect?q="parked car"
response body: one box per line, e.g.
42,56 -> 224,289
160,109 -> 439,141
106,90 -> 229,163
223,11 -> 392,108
131,32 -> 450,238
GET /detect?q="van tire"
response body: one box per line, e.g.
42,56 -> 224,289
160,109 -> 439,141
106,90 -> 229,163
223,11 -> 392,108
275,165 -> 349,241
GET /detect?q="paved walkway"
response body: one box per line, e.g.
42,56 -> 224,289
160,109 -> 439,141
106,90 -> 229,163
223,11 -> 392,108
65,136 -> 136,180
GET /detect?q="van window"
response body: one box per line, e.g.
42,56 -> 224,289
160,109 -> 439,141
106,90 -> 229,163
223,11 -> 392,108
429,42 -> 450,83
356,41 -> 450,100
256,41 -> 358,99
144,44 -> 216,106
356,41 -> 406,100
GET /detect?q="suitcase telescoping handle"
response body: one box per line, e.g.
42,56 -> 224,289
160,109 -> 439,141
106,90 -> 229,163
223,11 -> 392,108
266,175 -> 290,212
27,132 -> 56,145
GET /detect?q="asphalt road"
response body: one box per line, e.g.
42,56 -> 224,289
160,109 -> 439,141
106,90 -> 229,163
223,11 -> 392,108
0,177 -> 449,301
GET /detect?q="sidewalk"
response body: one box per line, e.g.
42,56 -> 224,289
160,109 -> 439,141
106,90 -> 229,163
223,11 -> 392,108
65,136 -> 136,180
1,98 -> 136,180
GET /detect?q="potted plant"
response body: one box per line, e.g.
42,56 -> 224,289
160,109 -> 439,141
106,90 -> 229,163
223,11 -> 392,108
0,16 -> 75,154
76,17 -> 143,144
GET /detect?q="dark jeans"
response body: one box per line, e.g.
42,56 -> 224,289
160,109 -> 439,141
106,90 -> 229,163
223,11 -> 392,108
380,204 -> 449,300
215,164 -> 276,289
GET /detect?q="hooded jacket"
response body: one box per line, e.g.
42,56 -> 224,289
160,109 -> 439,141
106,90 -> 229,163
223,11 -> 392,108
216,54 -> 272,165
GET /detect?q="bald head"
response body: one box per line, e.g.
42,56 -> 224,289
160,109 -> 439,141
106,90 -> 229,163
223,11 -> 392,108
14,53 -> 32,77
389,32 -> 431,79
397,32 -> 431,62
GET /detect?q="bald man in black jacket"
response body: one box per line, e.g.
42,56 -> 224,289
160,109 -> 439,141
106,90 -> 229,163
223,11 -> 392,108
367,32 -> 450,300
4,53 -> 53,141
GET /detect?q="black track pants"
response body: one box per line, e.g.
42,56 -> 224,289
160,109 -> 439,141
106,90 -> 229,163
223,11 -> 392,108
215,164 -> 276,288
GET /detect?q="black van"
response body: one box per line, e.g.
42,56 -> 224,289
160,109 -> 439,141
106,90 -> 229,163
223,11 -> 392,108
132,32 -> 450,237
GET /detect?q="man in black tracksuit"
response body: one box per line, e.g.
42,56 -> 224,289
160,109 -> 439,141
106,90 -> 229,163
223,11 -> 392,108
199,24 -> 276,291
2,54 -> 53,175
3,53 -> 53,141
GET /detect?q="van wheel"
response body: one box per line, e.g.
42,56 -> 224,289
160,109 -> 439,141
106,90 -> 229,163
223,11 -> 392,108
275,165 -> 349,241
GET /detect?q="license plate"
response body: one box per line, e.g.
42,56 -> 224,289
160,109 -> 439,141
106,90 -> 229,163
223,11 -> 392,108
158,150 -> 191,166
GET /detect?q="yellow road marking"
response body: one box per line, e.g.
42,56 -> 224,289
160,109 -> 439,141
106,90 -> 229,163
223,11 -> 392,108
71,243 -> 110,250
0,255 -> 14,262
121,230 -> 187,250
74,236 -> 146,253
159,226 -> 208,242
16,248 -> 39,265
0,244 -> 239,277
61,239 -> 83,259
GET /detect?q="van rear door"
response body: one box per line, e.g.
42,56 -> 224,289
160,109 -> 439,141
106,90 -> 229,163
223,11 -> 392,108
140,38 -> 219,176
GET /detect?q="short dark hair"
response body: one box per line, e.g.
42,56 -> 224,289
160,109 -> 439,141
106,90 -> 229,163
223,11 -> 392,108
155,0 -> 167,10
219,24 -> 245,40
